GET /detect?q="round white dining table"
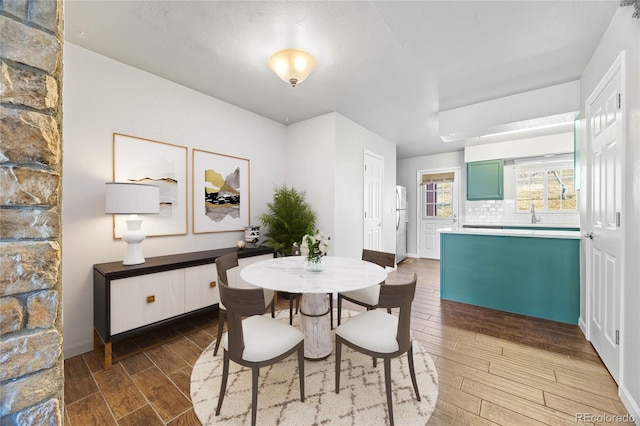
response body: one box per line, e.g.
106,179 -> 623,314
240,255 -> 388,359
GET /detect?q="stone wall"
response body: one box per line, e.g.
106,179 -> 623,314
0,0 -> 64,424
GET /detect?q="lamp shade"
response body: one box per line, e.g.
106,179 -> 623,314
268,49 -> 317,87
105,182 -> 160,215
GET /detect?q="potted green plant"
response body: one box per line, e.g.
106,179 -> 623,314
259,185 -> 317,257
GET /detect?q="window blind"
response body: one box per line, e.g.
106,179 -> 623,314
421,172 -> 455,185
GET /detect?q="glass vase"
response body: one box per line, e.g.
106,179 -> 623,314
304,256 -> 323,272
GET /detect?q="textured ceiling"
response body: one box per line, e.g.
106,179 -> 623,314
64,1 -> 618,158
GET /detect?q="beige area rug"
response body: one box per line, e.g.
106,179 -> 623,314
191,310 -> 438,425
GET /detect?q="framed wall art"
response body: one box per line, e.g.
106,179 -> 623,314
192,148 -> 250,234
112,133 -> 188,238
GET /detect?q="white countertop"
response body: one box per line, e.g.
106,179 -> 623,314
462,223 -> 579,229
440,227 -> 581,239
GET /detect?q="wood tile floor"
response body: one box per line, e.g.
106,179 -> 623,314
64,258 -> 633,425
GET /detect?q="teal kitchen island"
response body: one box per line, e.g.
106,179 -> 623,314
440,228 -> 581,325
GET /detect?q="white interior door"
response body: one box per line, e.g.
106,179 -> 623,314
418,168 -> 459,260
586,55 -> 623,383
363,151 -> 384,251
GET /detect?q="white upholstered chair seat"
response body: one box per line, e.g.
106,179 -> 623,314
222,315 -> 304,362
339,285 -> 380,307
335,310 -> 401,354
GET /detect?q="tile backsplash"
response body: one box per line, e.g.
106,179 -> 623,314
464,199 -> 580,226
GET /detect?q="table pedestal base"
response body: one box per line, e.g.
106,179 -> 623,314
299,293 -> 332,359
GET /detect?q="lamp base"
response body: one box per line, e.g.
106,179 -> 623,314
122,216 -> 146,265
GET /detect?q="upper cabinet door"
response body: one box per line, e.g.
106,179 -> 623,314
466,159 -> 504,200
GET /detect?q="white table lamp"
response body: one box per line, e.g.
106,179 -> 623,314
105,182 -> 160,265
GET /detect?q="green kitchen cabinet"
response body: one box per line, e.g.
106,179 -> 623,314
466,159 -> 504,200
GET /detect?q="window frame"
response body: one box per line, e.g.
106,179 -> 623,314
421,181 -> 454,220
514,156 -> 577,214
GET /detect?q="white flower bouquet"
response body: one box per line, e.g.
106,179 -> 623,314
300,229 -> 330,271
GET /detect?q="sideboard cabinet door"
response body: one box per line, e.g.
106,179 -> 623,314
184,263 -> 219,312
110,269 -> 185,335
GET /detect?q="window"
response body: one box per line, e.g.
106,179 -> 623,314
421,172 -> 454,218
515,157 -> 577,212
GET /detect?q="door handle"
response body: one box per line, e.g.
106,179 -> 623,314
583,232 -> 593,239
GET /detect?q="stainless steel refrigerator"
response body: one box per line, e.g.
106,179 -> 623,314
395,185 -> 407,264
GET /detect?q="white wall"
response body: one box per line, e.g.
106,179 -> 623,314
285,114 -> 337,248
579,7 -> 640,422
286,112 -> 397,259
397,151 -> 465,256
334,113 -> 396,258
62,43 -> 288,357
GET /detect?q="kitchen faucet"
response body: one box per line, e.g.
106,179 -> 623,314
530,203 -> 540,224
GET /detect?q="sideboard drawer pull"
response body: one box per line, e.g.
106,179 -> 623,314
146,295 -> 155,304
210,281 -> 217,288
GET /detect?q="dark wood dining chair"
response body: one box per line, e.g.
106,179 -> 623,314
215,257 -> 305,426
334,273 -> 419,426
336,249 -> 395,326
213,252 -> 275,356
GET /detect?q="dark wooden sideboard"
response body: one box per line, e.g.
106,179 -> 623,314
93,246 -> 274,369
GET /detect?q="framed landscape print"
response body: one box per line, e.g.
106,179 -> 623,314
112,133 -> 188,238
192,148 -> 250,234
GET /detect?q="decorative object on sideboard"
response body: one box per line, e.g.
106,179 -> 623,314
236,240 -> 246,249
105,182 -> 160,265
244,226 -> 260,246
268,49 -> 317,87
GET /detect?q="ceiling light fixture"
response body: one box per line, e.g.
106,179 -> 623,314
268,49 -> 317,87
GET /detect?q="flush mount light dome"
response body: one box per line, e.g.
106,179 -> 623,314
268,49 -> 317,87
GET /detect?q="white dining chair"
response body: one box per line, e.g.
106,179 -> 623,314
215,255 -> 304,426
213,252 -> 275,356
336,249 -> 395,326
335,273 -> 420,426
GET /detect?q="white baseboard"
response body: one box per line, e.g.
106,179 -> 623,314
578,317 -> 588,339
619,385 -> 640,425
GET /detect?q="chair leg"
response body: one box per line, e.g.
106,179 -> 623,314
383,357 -> 394,426
407,344 -> 421,401
335,337 -> 342,393
213,309 -> 226,356
271,300 -> 275,318
215,353 -> 229,415
298,344 -> 305,402
337,294 -> 342,326
251,367 -> 259,426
